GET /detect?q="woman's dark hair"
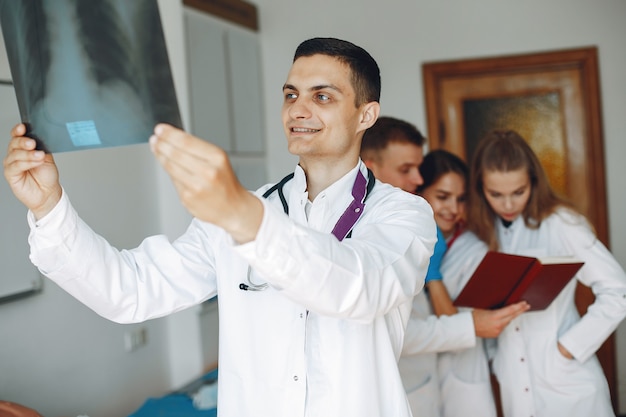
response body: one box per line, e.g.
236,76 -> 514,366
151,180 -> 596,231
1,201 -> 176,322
417,149 -> 468,195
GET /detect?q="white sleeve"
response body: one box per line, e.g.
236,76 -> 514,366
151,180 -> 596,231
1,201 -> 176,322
440,231 -> 489,299
402,292 -> 476,355
28,190 -> 219,323
556,213 -> 626,362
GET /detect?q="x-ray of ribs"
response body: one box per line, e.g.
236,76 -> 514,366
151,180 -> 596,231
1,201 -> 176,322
2,0 -> 51,135
71,0 -> 141,95
71,0 -> 178,122
131,0 -> 180,124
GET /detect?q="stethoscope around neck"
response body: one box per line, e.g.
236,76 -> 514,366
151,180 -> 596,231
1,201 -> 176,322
239,168 -> 375,291
239,268 -> 268,291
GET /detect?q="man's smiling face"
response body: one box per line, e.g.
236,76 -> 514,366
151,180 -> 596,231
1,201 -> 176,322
281,54 -> 364,162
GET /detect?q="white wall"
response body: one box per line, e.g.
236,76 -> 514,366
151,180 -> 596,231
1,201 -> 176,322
254,0 -> 626,412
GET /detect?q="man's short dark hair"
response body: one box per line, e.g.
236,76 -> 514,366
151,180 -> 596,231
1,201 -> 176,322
360,116 -> 426,162
294,37 -> 381,106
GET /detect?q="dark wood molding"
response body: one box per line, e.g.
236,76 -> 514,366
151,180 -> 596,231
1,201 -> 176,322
183,0 -> 258,31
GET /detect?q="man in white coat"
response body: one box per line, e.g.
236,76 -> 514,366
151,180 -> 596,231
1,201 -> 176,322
3,38 -> 436,417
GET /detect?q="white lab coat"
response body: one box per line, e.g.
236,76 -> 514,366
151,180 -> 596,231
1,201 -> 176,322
398,230 -> 496,417
27,162 -> 437,417
492,208 -> 626,417
399,290 -> 475,417
437,231 -> 497,417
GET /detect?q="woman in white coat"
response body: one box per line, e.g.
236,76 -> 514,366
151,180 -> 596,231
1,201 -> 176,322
436,229 -> 495,417
400,149 -> 528,417
467,129 -> 626,417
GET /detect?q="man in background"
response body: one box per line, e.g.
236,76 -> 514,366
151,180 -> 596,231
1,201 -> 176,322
360,115 -> 425,193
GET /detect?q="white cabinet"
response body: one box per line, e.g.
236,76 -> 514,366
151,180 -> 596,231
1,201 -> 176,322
226,28 -> 265,154
183,7 -> 266,189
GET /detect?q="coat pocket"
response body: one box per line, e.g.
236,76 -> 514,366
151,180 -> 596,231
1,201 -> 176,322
440,371 -> 496,417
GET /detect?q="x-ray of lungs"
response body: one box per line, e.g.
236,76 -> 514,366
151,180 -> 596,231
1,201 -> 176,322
0,0 -> 182,153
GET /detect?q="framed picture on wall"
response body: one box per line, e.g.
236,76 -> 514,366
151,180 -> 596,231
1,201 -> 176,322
421,46 -> 615,410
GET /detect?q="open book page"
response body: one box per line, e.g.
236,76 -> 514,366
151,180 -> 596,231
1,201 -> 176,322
537,256 -> 583,264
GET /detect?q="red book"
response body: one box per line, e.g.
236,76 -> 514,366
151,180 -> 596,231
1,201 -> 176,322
453,251 -> 584,311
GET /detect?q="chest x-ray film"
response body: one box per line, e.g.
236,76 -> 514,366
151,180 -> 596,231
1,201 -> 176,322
0,0 -> 182,153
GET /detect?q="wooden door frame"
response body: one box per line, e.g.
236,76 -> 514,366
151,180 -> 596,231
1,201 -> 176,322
422,46 -> 616,411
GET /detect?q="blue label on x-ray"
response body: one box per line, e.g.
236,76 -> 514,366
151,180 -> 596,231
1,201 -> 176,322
66,120 -> 102,147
